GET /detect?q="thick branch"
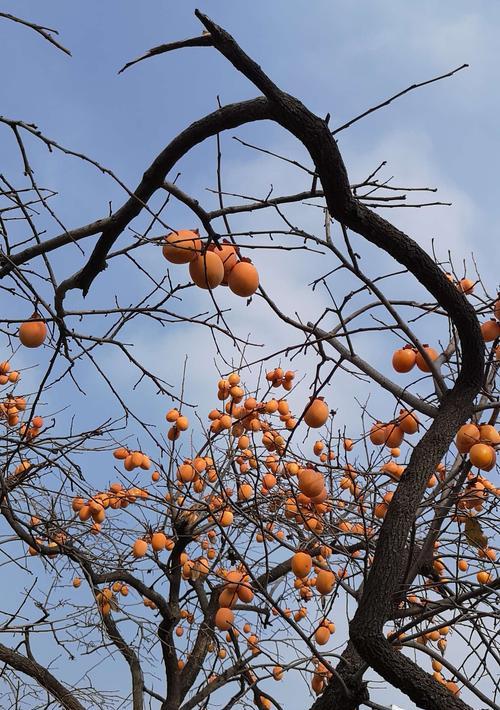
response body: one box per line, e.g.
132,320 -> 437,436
54,97 -> 274,312
0,642 -> 85,710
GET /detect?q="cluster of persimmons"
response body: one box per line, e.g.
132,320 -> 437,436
31,357 -> 493,700
7,284 -> 499,703
162,230 -> 259,297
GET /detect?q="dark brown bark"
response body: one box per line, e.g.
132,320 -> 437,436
309,642 -> 368,710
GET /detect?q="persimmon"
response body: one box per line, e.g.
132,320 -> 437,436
446,681 -> 460,697
398,409 -> 419,435
189,251 -> 224,289
237,582 -> 254,603
29,415 -> 42,431
478,424 -> 500,445
456,423 -> 480,453
219,510 -> 233,527
480,319 -> 500,342
384,424 -> 404,448
167,426 -> 180,441
177,463 -> 196,483
176,415 -> 189,431
215,607 -> 234,631
166,408 -> 180,422
113,447 -> 128,460
469,443 -> 496,471
264,399 -> 279,414
291,551 -> 312,578
314,626 -> 330,645
238,434 -> 250,449
72,497 -> 85,512
92,508 -> 106,524
272,665 -> 283,680
72,577 -> 81,588
458,278 -> 474,294
227,259 -> 259,297
415,345 -> 439,372
303,398 -> 329,428
431,659 -> 443,672
369,421 -> 387,445
392,346 -> 416,373
238,483 -> 253,500
316,569 -> 335,595
78,505 -> 92,522
132,539 -> 148,558
162,229 -> 201,264
14,397 -> 26,411
476,570 -> 491,585
311,673 -> 324,695
18,313 -> 47,348
151,532 -> 167,552
210,241 -> 238,283
224,570 -> 244,590
298,468 -> 324,498
263,473 -> 276,489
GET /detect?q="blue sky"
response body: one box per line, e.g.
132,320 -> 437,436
1,2 -> 499,709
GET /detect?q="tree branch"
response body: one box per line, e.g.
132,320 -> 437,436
0,642 -> 85,710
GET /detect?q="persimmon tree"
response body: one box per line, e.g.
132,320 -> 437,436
0,9 -> 499,710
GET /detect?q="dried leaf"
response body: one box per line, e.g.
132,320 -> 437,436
464,517 -> 488,549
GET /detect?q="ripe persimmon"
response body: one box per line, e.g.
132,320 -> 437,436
176,416 -> 189,431
215,607 -> 234,631
458,278 -> 474,294
132,539 -> 148,557
480,319 -> 500,342
469,443 -> 496,471
303,398 -> 329,428
398,409 -> 419,435
478,424 -> 500,445
298,469 -> 324,498
456,423 -> 480,453
415,345 -> 439,372
210,241 -> 238,283
291,551 -> 312,578
189,251 -> 224,289
315,569 -> 335,595
151,532 -> 167,552
113,447 -> 128,460
314,626 -> 330,645
476,570 -> 491,584
19,313 -> 47,348
384,424 -> 404,448
228,259 -> 259,297
369,421 -> 388,445
162,230 -> 201,264
392,346 -> 416,373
